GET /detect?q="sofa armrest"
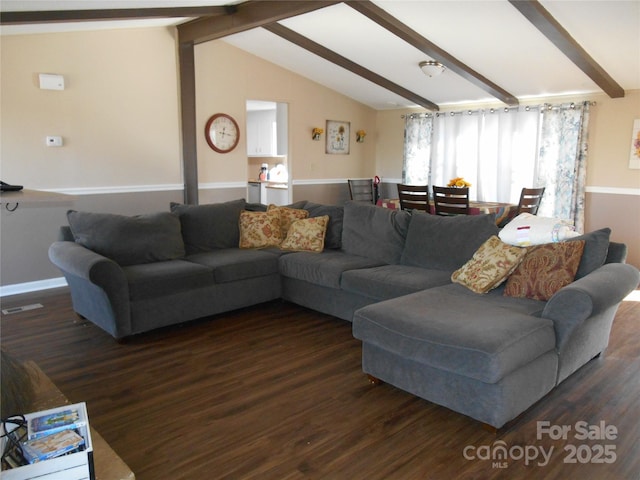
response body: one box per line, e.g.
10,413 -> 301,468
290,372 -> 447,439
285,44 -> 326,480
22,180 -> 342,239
542,262 -> 639,349
49,241 -> 131,338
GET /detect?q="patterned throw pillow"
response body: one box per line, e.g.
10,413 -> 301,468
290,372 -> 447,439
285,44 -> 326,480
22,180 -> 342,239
238,210 -> 282,249
504,240 -> 586,301
267,204 -> 309,235
451,236 -> 528,294
280,216 -> 329,252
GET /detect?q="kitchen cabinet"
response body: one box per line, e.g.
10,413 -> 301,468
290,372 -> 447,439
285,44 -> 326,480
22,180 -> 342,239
247,110 -> 276,156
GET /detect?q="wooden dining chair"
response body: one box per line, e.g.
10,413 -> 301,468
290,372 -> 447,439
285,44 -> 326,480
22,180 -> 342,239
432,186 -> 470,216
397,183 -> 430,213
516,187 -> 545,215
348,179 -> 375,204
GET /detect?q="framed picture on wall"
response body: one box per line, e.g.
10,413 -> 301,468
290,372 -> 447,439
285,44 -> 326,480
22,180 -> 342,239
326,120 -> 350,155
630,119 -> 640,169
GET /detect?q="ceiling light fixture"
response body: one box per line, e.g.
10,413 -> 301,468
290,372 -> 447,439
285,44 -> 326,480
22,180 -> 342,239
419,60 -> 445,78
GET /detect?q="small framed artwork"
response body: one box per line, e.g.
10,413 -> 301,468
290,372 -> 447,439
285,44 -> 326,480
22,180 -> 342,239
629,119 -> 640,169
326,120 -> 350,155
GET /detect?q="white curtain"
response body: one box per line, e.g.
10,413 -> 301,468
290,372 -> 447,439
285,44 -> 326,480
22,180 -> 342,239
401,103 -> 590,229
429,108 -> 539,203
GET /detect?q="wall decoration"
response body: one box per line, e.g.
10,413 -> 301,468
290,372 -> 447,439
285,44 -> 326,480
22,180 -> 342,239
356,130 -> 366,143
312,127 -> 323,140
630,119 -> 640,169
326,120 -> 350,154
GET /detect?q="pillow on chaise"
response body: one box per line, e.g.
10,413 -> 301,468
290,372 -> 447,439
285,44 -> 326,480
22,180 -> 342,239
67,210 -> 185,266
504,240 -> 585,301
452,236 -> 528,294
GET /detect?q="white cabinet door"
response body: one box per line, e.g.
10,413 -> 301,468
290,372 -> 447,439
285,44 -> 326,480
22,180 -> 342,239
247,110 -> 276,156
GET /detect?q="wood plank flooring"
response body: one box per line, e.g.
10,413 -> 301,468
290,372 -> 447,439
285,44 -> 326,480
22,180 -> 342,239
1,288 -> 639,480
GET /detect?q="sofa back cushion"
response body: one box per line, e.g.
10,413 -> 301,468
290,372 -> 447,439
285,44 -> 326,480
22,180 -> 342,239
67,210 -> 185,266
170,199 -> 246,253
341,201 -> 411,264
401,213 -> 499,272
303,202 -> 344,249
566,227 -> 611,279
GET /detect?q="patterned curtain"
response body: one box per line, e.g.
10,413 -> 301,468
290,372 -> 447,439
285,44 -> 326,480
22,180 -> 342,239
402,114 -> 432,185
536,102 -> 590,232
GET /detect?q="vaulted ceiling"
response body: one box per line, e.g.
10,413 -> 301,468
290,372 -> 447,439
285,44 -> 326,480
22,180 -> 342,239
2,0 -> 639,111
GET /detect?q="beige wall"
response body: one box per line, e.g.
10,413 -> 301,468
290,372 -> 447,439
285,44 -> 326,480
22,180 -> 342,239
0,27 -> 183,190
1,26 -> 638,290
194,40 -> 377,185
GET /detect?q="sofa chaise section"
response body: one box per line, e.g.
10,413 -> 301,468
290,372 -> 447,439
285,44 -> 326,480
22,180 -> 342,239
352,227 -> 639,428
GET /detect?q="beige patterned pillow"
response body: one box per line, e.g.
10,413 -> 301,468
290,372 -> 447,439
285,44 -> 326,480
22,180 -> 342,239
238,210 -> 282,249
280,216 -> 329,253
452,236 -> 528,294
267,204 -> 310,235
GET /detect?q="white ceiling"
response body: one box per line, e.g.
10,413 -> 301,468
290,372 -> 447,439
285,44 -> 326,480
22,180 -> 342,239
2,0 -> 639,110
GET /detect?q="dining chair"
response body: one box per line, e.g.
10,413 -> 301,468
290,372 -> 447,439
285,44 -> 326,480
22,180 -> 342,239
516,187 -> 545,215
348,179 -> 375,204
397,183 -> 430,213
432,186 -> 470,216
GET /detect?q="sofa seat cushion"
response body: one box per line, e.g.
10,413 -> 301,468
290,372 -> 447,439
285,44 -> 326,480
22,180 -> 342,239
279,250 -> 384,289
123,260 -> 214,300
352,285 -> 556,384
186,249 -> 279,283
341,265 -> 452,301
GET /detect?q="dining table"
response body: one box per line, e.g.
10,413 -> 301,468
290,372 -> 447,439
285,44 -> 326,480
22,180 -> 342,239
377,198 -> 518,226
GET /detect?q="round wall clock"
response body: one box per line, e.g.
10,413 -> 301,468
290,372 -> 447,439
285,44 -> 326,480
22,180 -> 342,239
205,113 -> 240,153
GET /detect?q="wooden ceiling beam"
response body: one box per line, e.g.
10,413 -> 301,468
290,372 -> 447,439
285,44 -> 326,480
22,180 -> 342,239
178,0 -> 339,45
0,6 -> 230,24
509,0 -> 624,98
263,22 -> 439,111
345,0 -> 519,107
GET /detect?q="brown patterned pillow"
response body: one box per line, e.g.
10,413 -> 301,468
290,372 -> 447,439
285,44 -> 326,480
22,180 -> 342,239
452,236 -> 528,294
280,216 -> 329,252
504,240 -> 586,301
267,204 -> 309,235
238,210 -> 282,249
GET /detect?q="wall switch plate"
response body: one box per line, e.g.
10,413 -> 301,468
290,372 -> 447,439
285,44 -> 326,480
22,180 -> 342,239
46,136 -> 63,147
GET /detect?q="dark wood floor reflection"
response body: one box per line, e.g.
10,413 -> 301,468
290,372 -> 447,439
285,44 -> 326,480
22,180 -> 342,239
2,288 -> 639,480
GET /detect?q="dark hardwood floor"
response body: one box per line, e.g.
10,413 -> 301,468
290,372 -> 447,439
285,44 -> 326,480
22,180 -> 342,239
1,288 -> 639,480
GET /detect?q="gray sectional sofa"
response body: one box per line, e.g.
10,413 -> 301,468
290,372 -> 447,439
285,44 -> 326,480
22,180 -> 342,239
48,198 -> 639,428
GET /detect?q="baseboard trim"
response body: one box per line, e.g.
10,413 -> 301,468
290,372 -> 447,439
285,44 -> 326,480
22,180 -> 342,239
0,277 -> 68,298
